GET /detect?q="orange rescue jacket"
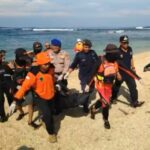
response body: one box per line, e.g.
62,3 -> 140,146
15,66 -> 55,100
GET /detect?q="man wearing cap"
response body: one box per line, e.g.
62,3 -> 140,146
14,52 -> 57,143
48,38 -> 70,81
47,39 -> 70,114
111,35 -> 144,107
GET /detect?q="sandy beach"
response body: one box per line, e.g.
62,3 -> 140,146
0,51 -> 150,150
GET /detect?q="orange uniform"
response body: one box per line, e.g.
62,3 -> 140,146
95,59 -> 119,107
15,52 -> 55,101
15,66 -> 55,100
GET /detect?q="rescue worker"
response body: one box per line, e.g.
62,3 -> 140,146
47,39 -> 70,114
90,44 -> 122,129
14,52 -> 57,143
111,35 -> 144,107
65,39 -> 99,113
0,51 -> 13,122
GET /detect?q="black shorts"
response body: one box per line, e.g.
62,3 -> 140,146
16,91 -> 34,107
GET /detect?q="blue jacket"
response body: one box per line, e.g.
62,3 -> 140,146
70,50 -> 99,85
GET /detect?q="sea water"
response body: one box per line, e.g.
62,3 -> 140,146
0,27 -> 150,60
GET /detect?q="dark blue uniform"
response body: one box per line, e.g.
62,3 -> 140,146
70,50 -> 99,88
70,50 -> 99,112
112,46 -> 139,106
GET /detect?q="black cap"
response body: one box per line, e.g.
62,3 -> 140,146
104,44 -> 118,53
82,39 -> 92,47
120,35 -> 129,43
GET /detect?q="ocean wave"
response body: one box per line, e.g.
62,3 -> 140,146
136,26 -> 150,30
0,27 -> 21,31
108,30 -> 125,34
136,26 -> 144,30
21,28 -> 33,31
32,28 -> 74,32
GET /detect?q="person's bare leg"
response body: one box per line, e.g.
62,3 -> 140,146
16,106 -> 24,121
28,104 -> 40,129
28,104 -> 33,124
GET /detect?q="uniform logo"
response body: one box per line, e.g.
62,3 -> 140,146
120,54 -> 123,58
39,77 -> 44,81
124,36 -> 128,41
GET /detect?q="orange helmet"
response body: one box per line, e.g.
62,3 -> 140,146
74,39 -> 83,52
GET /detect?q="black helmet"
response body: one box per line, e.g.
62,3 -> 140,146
82,39 -> 92,48
33,41 -> 43,54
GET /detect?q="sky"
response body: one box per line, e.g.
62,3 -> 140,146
0,0 -> 150,28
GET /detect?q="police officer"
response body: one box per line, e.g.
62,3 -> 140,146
47,39 -> 70,114
111,35 -> 144,107
48,39 -> 70,81
0,50 -> 13,122
65,39 -> 99,113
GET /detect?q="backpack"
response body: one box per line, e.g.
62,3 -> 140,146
96,56 -> 118,84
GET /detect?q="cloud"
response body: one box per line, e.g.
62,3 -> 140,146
0,0 -> 150,27
0,0 -> 150,17
0,0 -> 71,17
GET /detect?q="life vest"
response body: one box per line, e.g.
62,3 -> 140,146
96,56 -> 118,84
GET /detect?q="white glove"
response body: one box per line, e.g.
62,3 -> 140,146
57,74 -> 64,81
16,85 -> 21,90
64,72 -> 70,80
85,85 -> 90,92
55,84 -> 61,91
8,102 -> 16,116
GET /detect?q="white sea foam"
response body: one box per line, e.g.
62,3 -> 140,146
32,28 -> 74,32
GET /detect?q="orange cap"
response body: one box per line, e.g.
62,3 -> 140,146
36,52 -> 51,65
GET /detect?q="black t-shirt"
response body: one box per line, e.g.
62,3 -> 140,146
118,46 -> 133,69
